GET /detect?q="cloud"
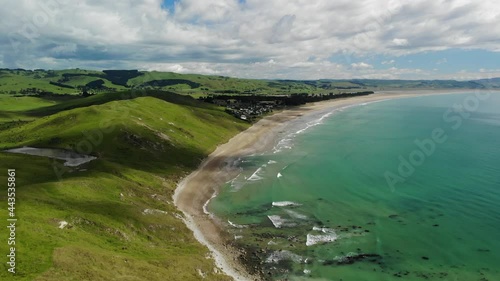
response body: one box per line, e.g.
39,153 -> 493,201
392,38 -> 410,47
382,60 -> 395,65
0,0 -> 499,79
351,62 -> 373,69
174,0 -> 239,22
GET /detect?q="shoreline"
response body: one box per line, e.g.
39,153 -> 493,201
172,89 -> 477,280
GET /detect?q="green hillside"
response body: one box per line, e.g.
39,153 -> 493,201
0,68 -> 498,280
2,69 -> 495,99
0,90 -> 248,280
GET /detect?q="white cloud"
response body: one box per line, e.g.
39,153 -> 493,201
392,38 -> 409,47
351,62 -> 373,69
0,0 -> 499,79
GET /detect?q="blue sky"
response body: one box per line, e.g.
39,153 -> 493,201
161,0 -> 175,11
329,49 -> 500,78
1,0 -> 499,80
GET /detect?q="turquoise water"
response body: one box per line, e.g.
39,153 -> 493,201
210,92 -> 500,281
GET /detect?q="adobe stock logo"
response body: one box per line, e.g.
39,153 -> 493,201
384,90 -> 492,191
8,0 -> 70,53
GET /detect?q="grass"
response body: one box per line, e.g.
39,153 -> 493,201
0,69 -> 375,97
0,90 -> 249,280
1,69 -> 488,99
0,95 -> 62,122
0,96 -> 57,111
0,68 -> 492,280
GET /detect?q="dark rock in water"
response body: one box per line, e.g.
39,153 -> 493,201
422,256 -> 429,260
236,204 -> 272,216
323,260 -> 335,266
364,229 -> 370,232
433,224 -> 439,227
389,214 -> 399,219
477,249 -> 490,252
323,253 -> 383,266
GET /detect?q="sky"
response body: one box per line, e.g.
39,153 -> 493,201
1,0 -> 500,80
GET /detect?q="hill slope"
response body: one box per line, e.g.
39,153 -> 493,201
0,91 -> 248,280
2,69 -> 498,98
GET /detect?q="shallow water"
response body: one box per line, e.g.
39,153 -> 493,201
210,92 -> 500,280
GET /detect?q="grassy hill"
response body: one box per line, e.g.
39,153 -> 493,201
0,90 -> 249,280
0,69 -> 498,280
2,69 -> 496,99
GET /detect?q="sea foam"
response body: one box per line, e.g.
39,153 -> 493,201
306,233 -> 338,246
265,250 -> 303,264
306,227 -> 338,246
247,167 -> 263,181
267,215 -> 296,228
228,220 -> 247,229
284,209 -> 308,220
272,104 -> 369,154
272,201 -> 301,207
202,192 -> 218,215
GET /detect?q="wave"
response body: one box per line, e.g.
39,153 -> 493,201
202,191 -> 218,216
273,137 -> 293,153
306,233 -> 338,246
295,111 -> 334,135
265,250 -> 304,264
306,226 -> 338,246
228,220 -> 247,229
312,226 -> 335,233
272,102 -> 378,154
284,209 -> 308,220
267,215 -> 296,228
247,167 -> 264,181
272,110 -> 335,153
228,174 -> 247,192
277,172 -> 283,178
272,201 -> 301,207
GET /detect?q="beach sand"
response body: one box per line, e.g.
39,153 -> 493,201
172,90 -> 473,280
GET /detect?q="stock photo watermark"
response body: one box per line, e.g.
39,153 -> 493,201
342,1 -> 402,65
384,89 -> 493,190
8,0 -> 70,52
6,169 -> 17,274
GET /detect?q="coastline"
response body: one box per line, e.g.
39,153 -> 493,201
172,89 -> 476,280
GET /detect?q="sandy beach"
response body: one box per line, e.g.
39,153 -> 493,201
172,90 -> 473,280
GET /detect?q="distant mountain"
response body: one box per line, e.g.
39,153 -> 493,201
472,78 -> 500,88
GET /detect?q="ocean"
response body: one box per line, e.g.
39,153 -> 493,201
209,92 -> 500,281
